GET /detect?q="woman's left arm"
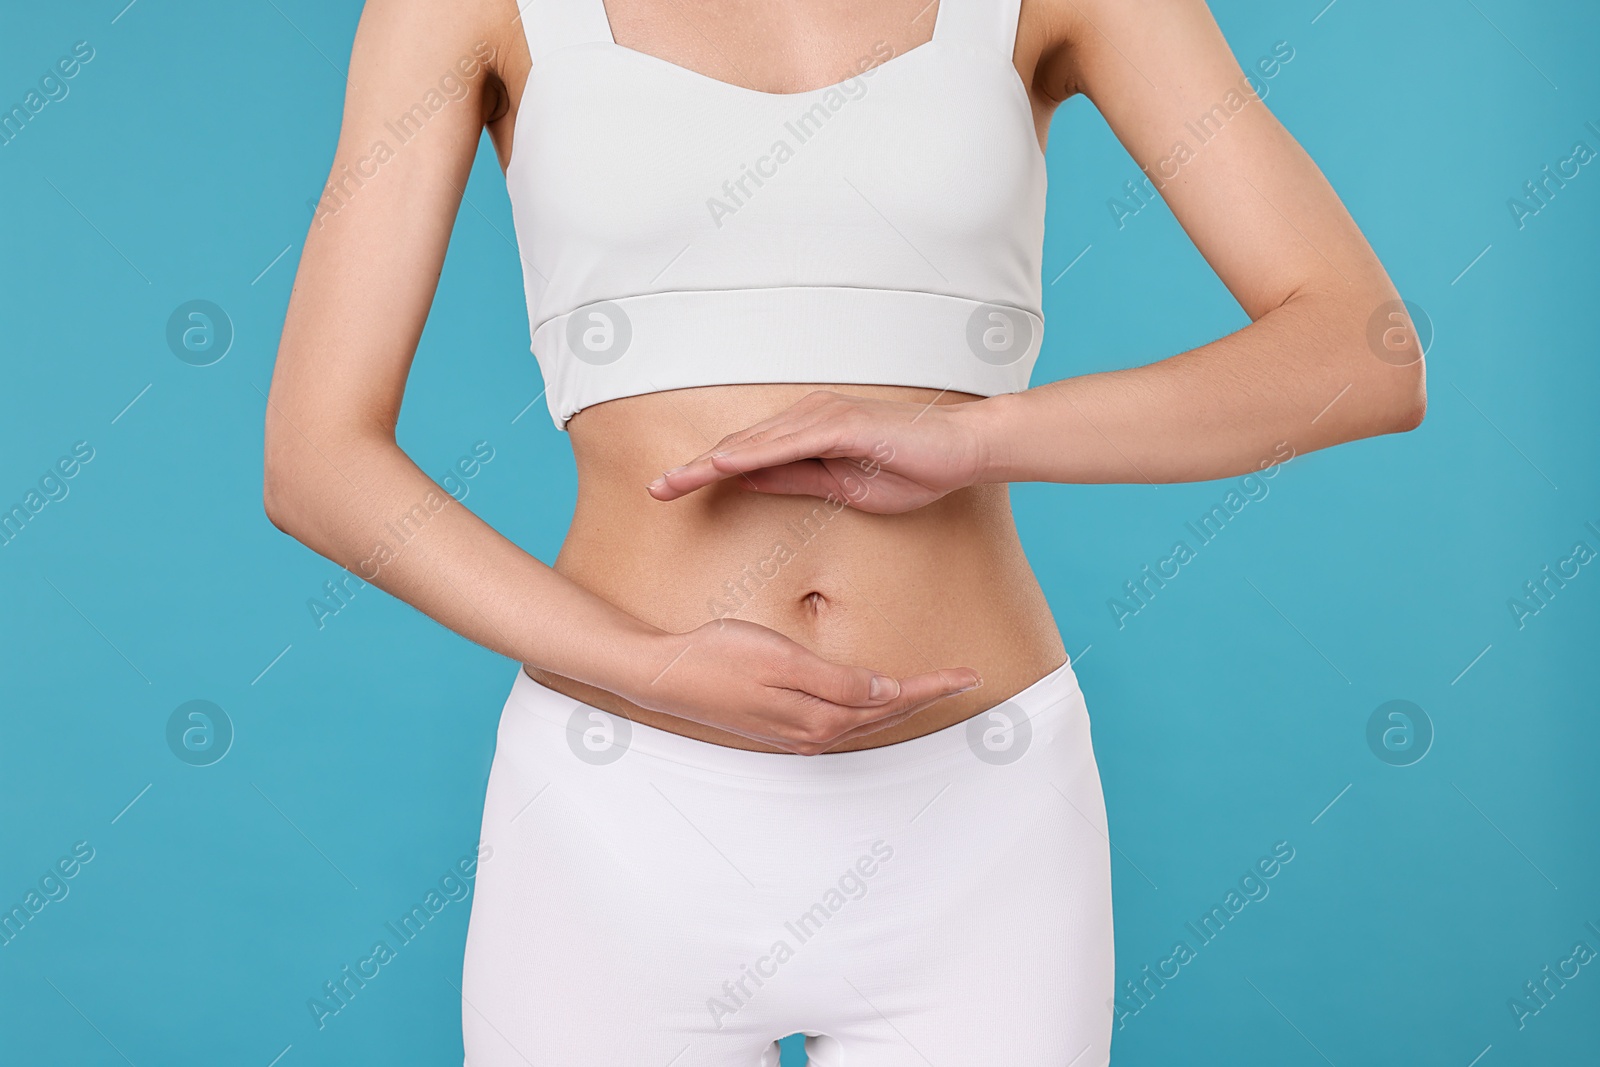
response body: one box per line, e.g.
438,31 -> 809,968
650,0 -> 1425,511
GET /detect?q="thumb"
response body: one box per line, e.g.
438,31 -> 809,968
786,654 -> 902,707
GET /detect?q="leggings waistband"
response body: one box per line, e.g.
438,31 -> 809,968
503,657 -> 1087,785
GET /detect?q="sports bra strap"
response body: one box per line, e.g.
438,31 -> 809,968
932,0 -> 1024,58
516,0 -> 616,68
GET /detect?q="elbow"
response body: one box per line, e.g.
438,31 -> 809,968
1351,372 -> 1426,440
262,418 -> 312,537
1355,296 -> 1427,435
261,414 -> 390,538
1382,350 -> 1428,434
262,456 -> 300,536
1394,380 -> 1427,433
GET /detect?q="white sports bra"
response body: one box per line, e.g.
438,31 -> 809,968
506,0 -> 1046,430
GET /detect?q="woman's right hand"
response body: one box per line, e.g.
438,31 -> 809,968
618,618 -> 981,755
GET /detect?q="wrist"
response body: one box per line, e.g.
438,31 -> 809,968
534,613 -> 672,700
957,391 -> 1025,484
596,624 -> 684,708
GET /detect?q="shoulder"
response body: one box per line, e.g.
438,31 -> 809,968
343,0 -> 525,120
347,0 -> 523,79
1019,0 -> 1218,102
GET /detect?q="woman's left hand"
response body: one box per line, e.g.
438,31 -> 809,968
646,390 -> 991,515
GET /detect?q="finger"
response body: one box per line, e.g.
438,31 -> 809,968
820,671 -> 985,747
807,668 -> 982,750
648,421 -> 844,499
765,666 -> 980,754
748,462 -> 927,518
794,665 -> 979,723
703,392 -> 839,455
754,693 -> 887,754
646,452 -> 758,499
711,426 -> 859,478
646,397 -> 836,500
783,655 -> 906,708
734,460 -> 848,500
881,667 -> 983,711
820,706 -> 931,748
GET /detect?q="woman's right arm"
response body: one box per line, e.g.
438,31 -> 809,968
262,0 -> 976,753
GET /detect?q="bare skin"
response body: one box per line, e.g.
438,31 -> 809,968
264,0 -> 1424,754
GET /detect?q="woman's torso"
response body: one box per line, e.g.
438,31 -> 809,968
541,383 -> 1066,750
481,0 -> 1070,751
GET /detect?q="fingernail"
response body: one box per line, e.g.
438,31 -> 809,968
955,677 -> 984,694
650,466 -> 684,490
870,675 -> 899,701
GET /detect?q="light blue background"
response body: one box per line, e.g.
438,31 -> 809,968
2,1 -> 1596,1064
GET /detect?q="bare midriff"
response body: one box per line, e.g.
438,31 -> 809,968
522,382 -> 1066,752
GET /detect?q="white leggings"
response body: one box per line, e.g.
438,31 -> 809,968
461,660 -> 1114,1065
